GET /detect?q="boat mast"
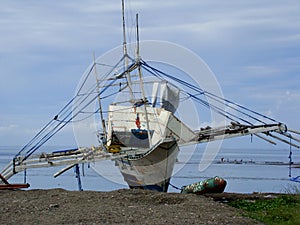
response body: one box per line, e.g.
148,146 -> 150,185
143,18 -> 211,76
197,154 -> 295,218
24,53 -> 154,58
136,13 -> 152,148
93,53 -> 107,142
122,0 -> 134,102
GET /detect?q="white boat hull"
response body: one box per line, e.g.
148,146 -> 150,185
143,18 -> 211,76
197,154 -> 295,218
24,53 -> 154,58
116,140 -> 179,192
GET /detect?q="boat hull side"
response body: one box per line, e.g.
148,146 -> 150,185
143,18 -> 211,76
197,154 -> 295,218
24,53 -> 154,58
117,140 -> 179,192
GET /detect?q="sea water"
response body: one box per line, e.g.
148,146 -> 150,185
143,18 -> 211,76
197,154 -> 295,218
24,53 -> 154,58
1,146 -> 299,193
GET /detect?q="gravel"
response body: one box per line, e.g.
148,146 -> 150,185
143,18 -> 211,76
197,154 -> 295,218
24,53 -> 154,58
0,188 -> 264,225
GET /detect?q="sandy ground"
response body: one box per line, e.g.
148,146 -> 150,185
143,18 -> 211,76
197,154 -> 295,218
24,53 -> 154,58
0,188 -> 265,225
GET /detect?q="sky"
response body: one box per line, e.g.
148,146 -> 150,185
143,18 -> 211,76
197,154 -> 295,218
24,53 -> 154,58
0,0 -> 300,149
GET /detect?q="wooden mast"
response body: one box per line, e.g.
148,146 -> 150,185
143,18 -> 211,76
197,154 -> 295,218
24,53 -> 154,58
136,13 -> 152,148
93,52 -> 107,141
122,0 -> 134,102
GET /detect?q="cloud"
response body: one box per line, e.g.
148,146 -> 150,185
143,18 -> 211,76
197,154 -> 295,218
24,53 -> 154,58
0,1 -> 123,57
0,124 -> 18,134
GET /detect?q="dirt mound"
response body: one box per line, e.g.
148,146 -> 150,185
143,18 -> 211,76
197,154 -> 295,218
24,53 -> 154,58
0,188 -> 263,224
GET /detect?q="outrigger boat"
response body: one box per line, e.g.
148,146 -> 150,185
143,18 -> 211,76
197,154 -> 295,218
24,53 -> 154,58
1,1 -> 300,191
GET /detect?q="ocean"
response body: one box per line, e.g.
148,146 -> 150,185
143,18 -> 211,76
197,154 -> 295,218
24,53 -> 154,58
1,145 -> 299,193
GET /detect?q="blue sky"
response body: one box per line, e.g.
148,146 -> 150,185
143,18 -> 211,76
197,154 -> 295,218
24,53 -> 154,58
0,0 -> 300,148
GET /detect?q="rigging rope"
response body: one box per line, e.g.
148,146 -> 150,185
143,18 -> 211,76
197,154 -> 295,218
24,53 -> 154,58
15,56 -> 132,160
15,57 -> 287,161
169,182 -> 183,191
140,60 -> 280,126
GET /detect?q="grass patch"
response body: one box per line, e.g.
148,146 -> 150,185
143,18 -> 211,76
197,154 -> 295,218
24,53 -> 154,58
228,194 -> 300,225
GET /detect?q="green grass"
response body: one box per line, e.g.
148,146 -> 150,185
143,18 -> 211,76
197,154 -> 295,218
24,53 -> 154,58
228,194 -> 300,225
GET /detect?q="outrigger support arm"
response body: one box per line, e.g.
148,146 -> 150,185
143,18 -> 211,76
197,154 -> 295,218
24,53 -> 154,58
0,145 -> 146,183
189,122 -> 300,148
0,147 -> 111,182
1,120 -> 298,184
